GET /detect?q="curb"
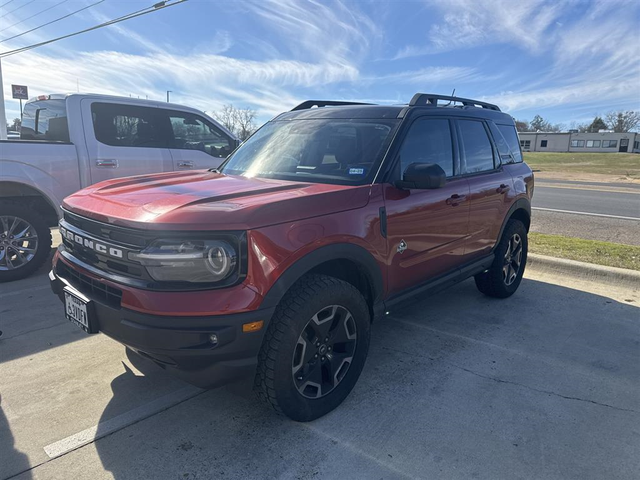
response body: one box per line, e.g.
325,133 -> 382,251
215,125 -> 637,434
527,253 -> 640,287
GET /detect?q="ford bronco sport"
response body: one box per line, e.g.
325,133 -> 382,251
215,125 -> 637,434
50,93 -> 533,422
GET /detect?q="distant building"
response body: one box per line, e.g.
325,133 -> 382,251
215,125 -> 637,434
518,131 -> 640,153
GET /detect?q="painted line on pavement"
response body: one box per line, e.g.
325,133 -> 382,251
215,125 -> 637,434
535,183 -> 640,195
43,386 -> 203,459
532,207 -> 640,221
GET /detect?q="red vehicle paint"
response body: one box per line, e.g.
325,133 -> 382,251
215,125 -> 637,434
50,94 -> 533,421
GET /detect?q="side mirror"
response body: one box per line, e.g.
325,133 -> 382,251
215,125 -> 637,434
396,163 -> 446,190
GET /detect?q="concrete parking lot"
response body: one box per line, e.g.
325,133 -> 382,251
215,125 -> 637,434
1,250 -> 639,480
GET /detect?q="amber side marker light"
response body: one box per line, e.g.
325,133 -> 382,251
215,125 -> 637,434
243,320 -> 264,333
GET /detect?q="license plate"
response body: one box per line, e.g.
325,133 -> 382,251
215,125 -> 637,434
64,288 -> 95,333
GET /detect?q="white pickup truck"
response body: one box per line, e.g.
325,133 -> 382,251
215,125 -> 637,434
0,93 -> 239,281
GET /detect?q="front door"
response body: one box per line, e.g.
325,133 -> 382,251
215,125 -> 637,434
83,100 -> 174,186
163,110 -> 236,171
619,138 -> 629,152
385,117 -> 471,295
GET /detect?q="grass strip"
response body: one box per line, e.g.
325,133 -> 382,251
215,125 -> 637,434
529,232 -> 640,271
523,152 -> 639,178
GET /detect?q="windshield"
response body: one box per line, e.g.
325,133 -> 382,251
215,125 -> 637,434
221,118 -> 399,184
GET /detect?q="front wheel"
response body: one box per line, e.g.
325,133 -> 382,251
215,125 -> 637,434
474,219 -> 527,298
254,274 -> 371,422
0,202 -> 53,282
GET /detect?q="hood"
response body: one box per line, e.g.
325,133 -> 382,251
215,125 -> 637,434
62,170 -> 372,230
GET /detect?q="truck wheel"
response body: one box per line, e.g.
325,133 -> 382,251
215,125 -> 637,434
0,202 -> 52,282
474,219 -> 527,298
255,274 -> 370,422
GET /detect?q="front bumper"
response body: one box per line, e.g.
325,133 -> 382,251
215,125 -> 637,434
50,259 -> 275,389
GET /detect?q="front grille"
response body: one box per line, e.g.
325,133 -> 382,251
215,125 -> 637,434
60,211 -> 151,281
57,261 -> 123,308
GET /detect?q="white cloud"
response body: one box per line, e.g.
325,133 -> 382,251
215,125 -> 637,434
394,0 -> 566,58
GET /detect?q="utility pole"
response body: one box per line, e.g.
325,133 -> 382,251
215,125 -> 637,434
166,90 -> 171,102
0,59 -> 6,140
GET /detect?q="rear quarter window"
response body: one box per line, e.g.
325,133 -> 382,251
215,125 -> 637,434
20,99 -> 70,142
496,124 -> 523,163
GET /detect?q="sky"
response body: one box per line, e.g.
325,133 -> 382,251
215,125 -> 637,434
1,0 -> 639,127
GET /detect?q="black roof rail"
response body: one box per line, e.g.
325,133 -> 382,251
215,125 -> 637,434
409,93 -> 500,111
290,100 -> 374,111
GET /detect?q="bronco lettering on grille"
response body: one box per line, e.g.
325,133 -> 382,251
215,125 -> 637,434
60,226 -> 124,259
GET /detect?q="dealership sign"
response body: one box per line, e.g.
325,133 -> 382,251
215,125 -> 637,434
11,85 -> 28,100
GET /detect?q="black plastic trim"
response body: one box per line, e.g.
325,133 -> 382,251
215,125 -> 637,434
493,198 -> 532,251
385,254 -> 495,309
260,243 -> 384,311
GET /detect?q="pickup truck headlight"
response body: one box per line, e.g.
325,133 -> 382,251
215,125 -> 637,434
129,239 -> 238,283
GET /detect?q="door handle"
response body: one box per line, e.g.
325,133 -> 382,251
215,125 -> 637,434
446,194 -> 467,206
178,161 -> 194,168
496,183 -> 510,194
96,159 -> 118,168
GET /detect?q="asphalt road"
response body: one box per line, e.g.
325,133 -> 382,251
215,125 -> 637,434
1,261 -> 639,480
532,180 -> 640,245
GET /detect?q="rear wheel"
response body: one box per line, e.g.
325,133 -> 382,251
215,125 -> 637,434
254,274 -> 370,422
475,219 -> 527,298
0,202 -> 52,282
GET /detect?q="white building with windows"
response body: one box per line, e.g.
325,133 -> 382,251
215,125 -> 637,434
518,131 -> 640,153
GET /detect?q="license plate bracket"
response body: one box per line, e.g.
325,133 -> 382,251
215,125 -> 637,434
64,287 -> 98,334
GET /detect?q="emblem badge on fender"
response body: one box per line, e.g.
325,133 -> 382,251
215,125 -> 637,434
397,239 -> 407,254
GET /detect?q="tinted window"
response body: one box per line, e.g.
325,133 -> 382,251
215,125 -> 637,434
399,118 -> 453,177
20,99 -> 70,142
221,119 -> 398,185
168,113 -> 232,158
92,103 -> 163,148
459,120 -> 494,173
497,124 -> 523,163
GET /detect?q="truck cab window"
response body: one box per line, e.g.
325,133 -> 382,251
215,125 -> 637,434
167,113 -> 232,158
20,99 -> 70,142
92,103 -> 164,148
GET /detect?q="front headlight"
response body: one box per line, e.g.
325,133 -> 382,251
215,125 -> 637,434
129,239 -> 238,283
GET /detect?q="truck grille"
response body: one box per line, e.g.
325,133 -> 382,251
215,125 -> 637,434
56,261 -> 123,308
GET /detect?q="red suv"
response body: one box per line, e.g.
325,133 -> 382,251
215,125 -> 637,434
50,93 -> 533,421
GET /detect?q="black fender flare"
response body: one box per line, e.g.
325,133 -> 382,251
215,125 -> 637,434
259,243 -> 384,312
493,198 -> 531,251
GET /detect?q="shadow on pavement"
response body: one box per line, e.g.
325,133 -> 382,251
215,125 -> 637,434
0,395 -> 32,480
89,277 -> 639,480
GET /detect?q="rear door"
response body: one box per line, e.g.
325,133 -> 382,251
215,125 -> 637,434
457,119 -> 515,259
384,117 -> 471,295
82,100 -> 173,185
161,109 -> 236,171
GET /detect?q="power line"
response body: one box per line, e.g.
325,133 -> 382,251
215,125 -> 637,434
0,0 -> 188,57
0,0 -> 35,19
0,0 -> 70,35
1,0 -> 105,44
0,1 -> 17,10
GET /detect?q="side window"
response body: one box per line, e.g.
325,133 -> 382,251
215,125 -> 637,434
497,124 -> 523,163
399,118 -> 454,177
92,103 -> 163,148
458,120 -> 495,173
167,112 -> 232,158
488,122 -> 511,164
20,99 -> 70,142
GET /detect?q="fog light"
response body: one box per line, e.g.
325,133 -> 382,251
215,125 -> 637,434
209,334 -> 219,345
242,320 -> 264,333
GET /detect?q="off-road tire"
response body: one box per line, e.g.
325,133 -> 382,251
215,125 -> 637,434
254,274 -> 370,422
474,219 -> 527,298
0,201 -> 52,282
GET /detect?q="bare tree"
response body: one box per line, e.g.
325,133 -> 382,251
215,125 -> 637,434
515,119 -> 530,132
529,115 -> 563,132
213,104 -> 237,133
234,107 -> 257,141
213,104 -> 258,141
604,110 -> 640,133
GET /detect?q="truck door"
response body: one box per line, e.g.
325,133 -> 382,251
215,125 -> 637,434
159,109 -> 237,171
81,100 -> 174,185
